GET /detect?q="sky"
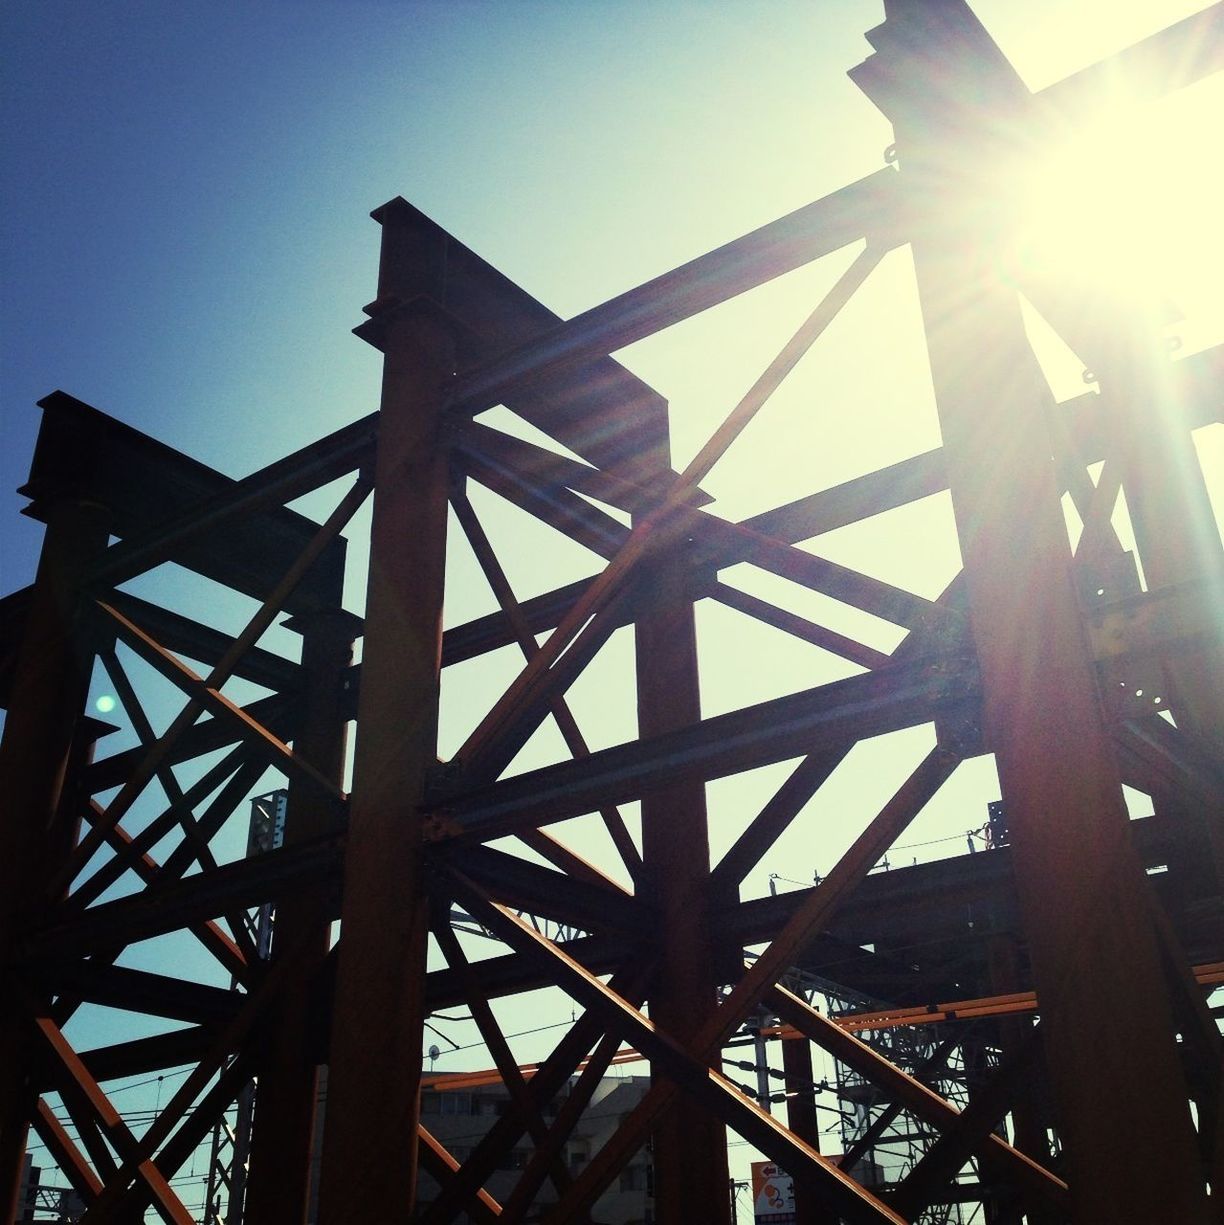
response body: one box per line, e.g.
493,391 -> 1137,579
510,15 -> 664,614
2,0 -> 1221,1213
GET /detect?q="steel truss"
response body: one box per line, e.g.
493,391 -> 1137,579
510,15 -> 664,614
1,3 -> 1222,1223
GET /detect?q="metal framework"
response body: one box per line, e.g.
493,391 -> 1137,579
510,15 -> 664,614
1,3 -> 1222,1223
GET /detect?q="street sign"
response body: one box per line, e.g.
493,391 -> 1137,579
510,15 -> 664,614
751,1161 -> 796,1225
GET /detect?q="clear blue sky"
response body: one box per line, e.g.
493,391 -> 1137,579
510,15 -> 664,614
2,0 -> 1220,1206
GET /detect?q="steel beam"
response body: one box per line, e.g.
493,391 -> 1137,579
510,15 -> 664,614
852,3 -> 1210,1218
25,391 -> 348,614
244,609 -> 357,1225
448,169 -> 902,416
430,655 -> 972,839
636,542 -> 731,1225
447,872 -> 904,1225
766,988 -> 1065,1211
29,961 -> 240,1028
313,201 -> 457,1222
25,836 -> 341,961
0,491 -> 109,1225
418,959 -> 656,1224
782,1036 -> 837,1225
1033,2 -> 1224,121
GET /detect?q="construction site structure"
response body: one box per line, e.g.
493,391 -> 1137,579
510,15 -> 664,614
1,3 -> 1222,1223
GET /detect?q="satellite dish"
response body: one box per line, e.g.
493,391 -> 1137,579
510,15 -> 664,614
428,1044 -> 441,1063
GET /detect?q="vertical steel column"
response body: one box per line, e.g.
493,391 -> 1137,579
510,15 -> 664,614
1105,319 -> 1224,872
314,202 -> 455,1224
244,611 -> 357,1225
635,544 -> 731,1225
853,5 -> 1208,1219
0,495 -> 108,1224
782,1036 -> 835,1225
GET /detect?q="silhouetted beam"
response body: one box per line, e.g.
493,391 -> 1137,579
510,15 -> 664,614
449,168 -> 902,417
428,349 -> 1219,677
64,1029 -> 214,1087
24,836 -> 344,961
356,197 -> 672,482
429,656 -> 974,839
30,962 -> 241,1028
452,419 -> 694,517
460,448 -> 630,560
740,449 -> 949,546
446,844 -> 646,937
449,871 -> 906,1225
23,832 -> 650,970
889,1029 -> 1042,1219
100,591 -> 301,693
768,987 -> 1066,1212
1034,3 -> 1224,121
27,392 -> 346,613
84,692 -> 298,794
89,411 -> 373,592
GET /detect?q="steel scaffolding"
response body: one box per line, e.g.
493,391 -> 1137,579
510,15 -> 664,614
1,3 -> 1222,1223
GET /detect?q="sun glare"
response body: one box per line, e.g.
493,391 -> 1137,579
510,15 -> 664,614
1008,77 -> 1223,348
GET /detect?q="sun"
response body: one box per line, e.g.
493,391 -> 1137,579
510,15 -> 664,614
1006,74 -> 1224,350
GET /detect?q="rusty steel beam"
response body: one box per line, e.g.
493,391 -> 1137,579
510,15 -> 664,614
459,448 -> 630,560
96,590 -> 301,693
70,1029 -> 217,1089
430,916 -> 577,1208
852,3 -> 1211,1219
0,490 -> 110,1223
67,743 -> 255,912
1098,329 -> 1224,880
451,417 -> 695,517
27,391 -> 349,613
418,957 -> 656,1224
312,198 -> 458,1221
30,1100 -> 104,1203
426,339 -> 1218,680
356,195 -> 673,482
74,927 -> 318,1225
887,1028 -> 1042,1220
453,245 -> 884,783
430,655 -> 971,839
782,1036 -> 838,1225
836,1036 -> 959,1176
767,989 -> 1065,1211
29,961 -> 240,1028
25,835 -> 341,962
709,581 -> 893,670
83,690 -> 298,795
27,999 -> 196,1225
493,1027 -> 626,1224
530,746 -> 961,1221
244,608 -> 357,1225
448,170 -> 901,417
450,488 -> 644,879
446,870 -> 905,1225
417,1128 -> 503,1224
635,541 -> 731,1225
96,601 -> 344,799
